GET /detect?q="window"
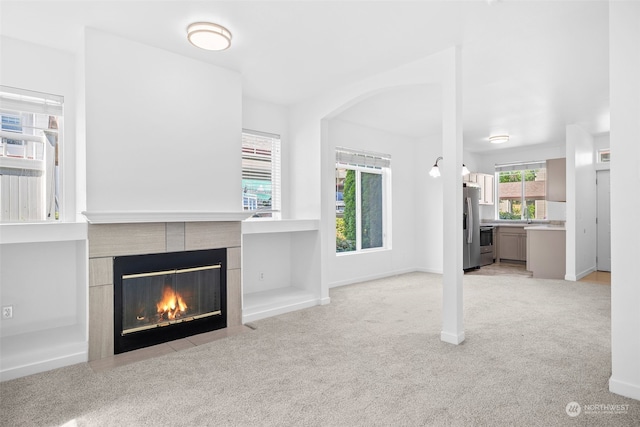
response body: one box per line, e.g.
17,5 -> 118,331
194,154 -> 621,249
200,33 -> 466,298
0,85 -> 63,222
335,147 -> 390,253
241,129 -> 281,218
597,148 -> 610,163
495,161 -> 547,221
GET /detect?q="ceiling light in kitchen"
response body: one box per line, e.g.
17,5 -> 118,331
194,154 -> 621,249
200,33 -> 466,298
187,22 -> 232,51
489,135 -> 510,144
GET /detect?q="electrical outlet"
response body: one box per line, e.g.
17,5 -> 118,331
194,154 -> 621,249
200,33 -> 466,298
259,272 -> 264,281
2,306 -> 13,319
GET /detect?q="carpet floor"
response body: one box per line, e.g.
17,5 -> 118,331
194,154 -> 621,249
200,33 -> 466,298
1,272 -> 638,426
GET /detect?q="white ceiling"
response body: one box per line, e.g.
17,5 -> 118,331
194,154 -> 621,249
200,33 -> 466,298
0,1 -> 610,152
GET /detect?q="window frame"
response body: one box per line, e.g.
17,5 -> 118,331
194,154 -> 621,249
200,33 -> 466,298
1,85 -> 63,223
335,148 -> 391,254
597,148 -> 610,163
495,161 -> 547,221
241,129 -> 281,219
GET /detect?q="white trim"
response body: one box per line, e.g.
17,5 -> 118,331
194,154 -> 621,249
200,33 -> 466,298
0,221 -> 86,244
565,266 -> 596,282
0,349 -> 87,382
609,377 -> 640,401
242,298 -> 322,323
242,219 -> 319,234
440,330 -> 465,345
82,211 -> 253,224
328,267 -> 420,288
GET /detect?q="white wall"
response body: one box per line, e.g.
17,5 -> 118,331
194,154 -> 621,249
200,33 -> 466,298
417,134 -> 447,274
609,1 -> 640,401
326,119 -> 424,286
242,97 -> 290,217
0,36 -> 78,221
0,241 -> 82,337
0,37 -> 88,378
594,133 -> 610,151
84,28 -> 242,213
565,124 -> 596,281
242,233 -> 292,294
289,52 -> 451,302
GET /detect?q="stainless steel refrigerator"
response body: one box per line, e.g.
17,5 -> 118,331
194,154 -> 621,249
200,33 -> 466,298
463,185 -> 481,270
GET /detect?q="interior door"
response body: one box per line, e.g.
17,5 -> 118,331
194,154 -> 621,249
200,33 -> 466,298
596,170 -> 611,271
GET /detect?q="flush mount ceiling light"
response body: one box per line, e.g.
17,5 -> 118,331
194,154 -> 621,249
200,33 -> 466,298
187,22 -> 232,51
489,135 -> 510,144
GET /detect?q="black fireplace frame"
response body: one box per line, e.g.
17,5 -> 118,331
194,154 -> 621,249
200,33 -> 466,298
113,248 -> 227,354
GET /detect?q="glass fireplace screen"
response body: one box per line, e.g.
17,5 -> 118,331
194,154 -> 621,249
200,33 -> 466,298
121,265 -> 221,335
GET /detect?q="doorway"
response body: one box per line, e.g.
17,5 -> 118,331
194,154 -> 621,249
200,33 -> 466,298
596,169 -> 611,272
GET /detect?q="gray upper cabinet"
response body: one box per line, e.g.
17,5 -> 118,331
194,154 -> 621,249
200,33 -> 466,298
547,158 -> 566,202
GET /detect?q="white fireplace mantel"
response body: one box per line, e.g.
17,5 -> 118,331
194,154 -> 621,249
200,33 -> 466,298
82,211 -> 254,224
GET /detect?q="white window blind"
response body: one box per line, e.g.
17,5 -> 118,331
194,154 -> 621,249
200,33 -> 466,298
336,147 -> 391,169
0,86 -> 63,116
242,129 -> 281,214
495,160 -> 546,172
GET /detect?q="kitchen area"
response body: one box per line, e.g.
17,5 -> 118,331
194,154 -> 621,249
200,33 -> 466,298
463,157 -> 567,280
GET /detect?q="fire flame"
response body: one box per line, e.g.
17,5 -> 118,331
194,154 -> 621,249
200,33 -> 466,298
157,286 -> 187,320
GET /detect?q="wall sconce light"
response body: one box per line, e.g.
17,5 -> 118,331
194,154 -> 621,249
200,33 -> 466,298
429,156 -> 443,177
187,22 -> 232,51
489,134 -> 510,144
429,156 -> 471,178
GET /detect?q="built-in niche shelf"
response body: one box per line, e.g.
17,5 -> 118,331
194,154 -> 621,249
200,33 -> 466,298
0,228 -> 87,381
0,325 -> 87,381
241,219 -> 322,323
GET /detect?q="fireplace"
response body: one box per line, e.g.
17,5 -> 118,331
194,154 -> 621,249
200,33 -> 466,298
113,248 -> 227,354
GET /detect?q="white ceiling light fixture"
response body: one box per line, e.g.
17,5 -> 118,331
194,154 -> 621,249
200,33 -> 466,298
187,22 -> 232,51
489,135 -> 510,144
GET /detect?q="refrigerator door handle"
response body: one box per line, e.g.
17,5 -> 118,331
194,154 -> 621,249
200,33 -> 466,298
466,196 -> 473,243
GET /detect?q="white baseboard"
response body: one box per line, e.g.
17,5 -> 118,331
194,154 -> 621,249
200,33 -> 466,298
440,331 -> 465,345
328,267 -> 438,289
566,266 -> 596,282
242,298 -> 321,324
0,351 -> 87,382
610,376 -> 640,401
415,267 -> 443,275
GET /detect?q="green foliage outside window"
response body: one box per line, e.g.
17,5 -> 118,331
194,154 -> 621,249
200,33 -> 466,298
336,169 -> 384,252
361,172 -> 383,249
337,169 -> 356,252
499,170 -> 537,182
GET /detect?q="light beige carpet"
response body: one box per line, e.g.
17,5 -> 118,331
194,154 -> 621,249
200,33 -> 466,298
1,272 -> 638,426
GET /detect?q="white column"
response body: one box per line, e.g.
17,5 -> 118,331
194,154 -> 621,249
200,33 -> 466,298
440,46 -> 464,345
609,1 -> 640,401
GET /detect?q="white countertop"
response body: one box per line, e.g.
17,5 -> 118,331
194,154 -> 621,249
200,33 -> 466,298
524,225 -> 566,231
481,222 -> 531,228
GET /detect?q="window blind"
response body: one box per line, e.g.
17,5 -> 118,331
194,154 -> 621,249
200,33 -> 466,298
336,147 -> 391,169
495,160 -> 546,172
242,129 -> 281,212
0,85 -> 63,116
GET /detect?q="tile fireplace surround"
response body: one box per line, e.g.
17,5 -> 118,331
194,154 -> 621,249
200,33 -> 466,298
87,221 -> 242,361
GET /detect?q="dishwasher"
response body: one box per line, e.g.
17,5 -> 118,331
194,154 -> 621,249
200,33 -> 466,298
479,226 -> 495,266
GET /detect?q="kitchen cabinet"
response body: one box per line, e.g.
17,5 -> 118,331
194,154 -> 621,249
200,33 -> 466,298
492,227 -> 497,260
497,226 -> 527,262
526,226 -> 566,279
464,173 -> 494,205
547,158 -> 566,202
